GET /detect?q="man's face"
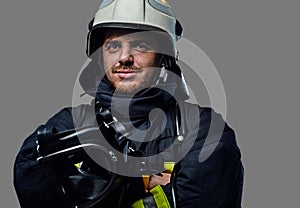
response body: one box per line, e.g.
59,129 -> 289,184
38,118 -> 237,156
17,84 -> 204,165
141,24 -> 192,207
102,30 -> 160,94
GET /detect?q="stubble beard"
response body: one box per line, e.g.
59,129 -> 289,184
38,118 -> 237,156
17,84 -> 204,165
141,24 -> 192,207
109,68 -> 157,95
113,76 -> 153,95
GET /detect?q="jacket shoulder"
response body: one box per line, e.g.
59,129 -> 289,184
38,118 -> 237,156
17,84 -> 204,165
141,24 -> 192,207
176,102 -> 243,207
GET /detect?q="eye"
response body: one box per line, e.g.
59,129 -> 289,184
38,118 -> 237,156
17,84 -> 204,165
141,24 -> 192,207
104,41 -> 121,52
131,41 -> 152,52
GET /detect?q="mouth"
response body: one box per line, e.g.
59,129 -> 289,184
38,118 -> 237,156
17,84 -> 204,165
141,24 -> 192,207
114,70 -> 137,79
113,68 -> 140,79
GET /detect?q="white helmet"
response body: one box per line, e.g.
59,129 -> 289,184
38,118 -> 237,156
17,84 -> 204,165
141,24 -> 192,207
86,0 -> 183,57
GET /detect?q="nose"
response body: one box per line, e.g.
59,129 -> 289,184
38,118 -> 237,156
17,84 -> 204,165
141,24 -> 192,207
119,47 -> 134,67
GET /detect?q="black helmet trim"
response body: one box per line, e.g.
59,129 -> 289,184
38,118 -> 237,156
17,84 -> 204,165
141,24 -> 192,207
175,19 -> 183,40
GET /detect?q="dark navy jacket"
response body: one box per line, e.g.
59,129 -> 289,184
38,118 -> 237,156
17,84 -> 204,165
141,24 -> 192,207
14,101 -> 243,207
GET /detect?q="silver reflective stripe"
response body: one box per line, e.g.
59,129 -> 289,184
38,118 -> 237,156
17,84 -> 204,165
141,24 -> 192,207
148,0 -> 173,16
99,0 -> 115,9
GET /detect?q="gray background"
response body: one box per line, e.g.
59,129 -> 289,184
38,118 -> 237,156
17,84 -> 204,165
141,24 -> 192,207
1,0 -> 299,207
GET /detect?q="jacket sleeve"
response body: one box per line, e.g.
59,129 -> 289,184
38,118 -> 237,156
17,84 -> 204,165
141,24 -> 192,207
13,108 -> 75,208
175,108 -> 244,208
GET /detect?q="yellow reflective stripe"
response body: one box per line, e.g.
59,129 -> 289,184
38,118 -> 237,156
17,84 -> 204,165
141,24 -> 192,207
74,162 -> 83,168
132,198 -> 145,208
132,185 -> 171,208
74,163 -> 81,168
150,185 -> 171,208
164,161 -> 175,173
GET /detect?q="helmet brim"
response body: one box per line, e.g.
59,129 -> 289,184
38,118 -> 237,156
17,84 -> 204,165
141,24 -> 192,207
86,23 -> 175,57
